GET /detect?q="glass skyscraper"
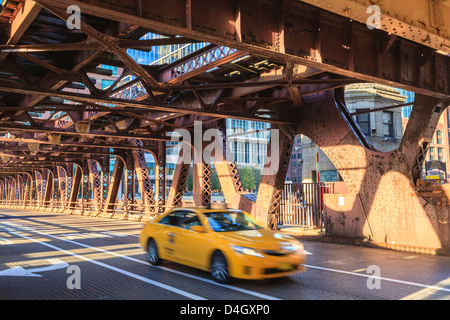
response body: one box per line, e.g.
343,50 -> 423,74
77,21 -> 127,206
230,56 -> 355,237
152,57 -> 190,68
397,89 -> 415,118
127,33 -> 207,67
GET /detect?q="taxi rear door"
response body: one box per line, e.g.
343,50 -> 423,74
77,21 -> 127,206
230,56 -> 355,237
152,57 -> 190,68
157,210 -> 185,259
174,211 -> 212,269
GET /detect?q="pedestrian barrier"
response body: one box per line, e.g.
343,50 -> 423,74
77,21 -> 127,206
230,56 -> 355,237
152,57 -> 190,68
279,182 -> 335,228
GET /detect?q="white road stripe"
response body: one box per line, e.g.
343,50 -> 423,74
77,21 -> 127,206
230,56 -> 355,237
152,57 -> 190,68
87,226 -> 139,238
304,264 -> 450,293
7,230 -> 206,300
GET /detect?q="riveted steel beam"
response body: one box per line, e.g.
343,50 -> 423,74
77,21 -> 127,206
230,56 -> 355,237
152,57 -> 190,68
0,84 -> 294,124
297,88 -> 450,249
34,0 -> 450,98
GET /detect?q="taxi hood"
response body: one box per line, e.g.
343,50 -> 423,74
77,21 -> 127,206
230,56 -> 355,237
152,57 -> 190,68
214,228 -> 298,249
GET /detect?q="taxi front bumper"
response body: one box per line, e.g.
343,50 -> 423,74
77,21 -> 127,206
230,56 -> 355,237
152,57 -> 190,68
227,249 -> 307,280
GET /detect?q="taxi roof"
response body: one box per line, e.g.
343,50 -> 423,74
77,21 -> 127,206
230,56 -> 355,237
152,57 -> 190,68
175,203 -> 241,213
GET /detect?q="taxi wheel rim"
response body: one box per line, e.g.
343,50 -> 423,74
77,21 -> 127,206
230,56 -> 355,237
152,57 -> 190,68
211,252 -> 229,282
147,240 -> 159,265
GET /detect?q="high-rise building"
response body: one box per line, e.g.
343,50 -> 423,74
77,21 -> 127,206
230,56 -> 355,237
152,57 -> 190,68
127,33 -> 207,66
226,119 -> 271,169
420,108 -> 450,179
397,89 -> 415,119
286,135 -> 303,183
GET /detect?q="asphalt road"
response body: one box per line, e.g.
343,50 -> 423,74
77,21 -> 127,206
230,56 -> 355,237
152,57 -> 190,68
0,208 -> 449,306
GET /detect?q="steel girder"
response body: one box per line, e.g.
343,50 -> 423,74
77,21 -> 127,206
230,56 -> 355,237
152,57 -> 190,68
30,0 -> 450,99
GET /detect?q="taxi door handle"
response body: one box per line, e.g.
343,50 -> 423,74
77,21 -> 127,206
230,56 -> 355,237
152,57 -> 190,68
168,232 -> 175,244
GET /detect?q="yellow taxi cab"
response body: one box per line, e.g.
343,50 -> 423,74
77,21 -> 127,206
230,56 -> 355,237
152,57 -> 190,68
140,206 -> 306,283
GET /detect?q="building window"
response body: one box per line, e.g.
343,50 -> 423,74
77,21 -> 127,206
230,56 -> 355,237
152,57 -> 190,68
402,106 -> 413,119
437,130 -> 443,145
244,142 -> 249,163
382,111 -> 394,137
101,79 -> 115,89
438,148 -> 444,163
355,109 -> 371,136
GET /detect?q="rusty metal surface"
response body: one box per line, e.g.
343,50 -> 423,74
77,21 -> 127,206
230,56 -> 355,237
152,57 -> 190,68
0,0 -> 448,251
300,90 -> 450,249
299,0 -> 450,54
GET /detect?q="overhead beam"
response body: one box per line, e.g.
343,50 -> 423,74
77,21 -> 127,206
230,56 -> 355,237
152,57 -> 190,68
0,37 -> 202,53
0,136 -> 163,151
0,0 -> 41,63
0,84 -> 294,124
299,0 -> 450,54
33,0 -> 450,98
0,123 -> 170,142
38,3 -> 167,94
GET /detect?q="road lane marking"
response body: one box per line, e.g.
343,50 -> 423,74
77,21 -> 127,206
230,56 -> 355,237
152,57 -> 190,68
0,238 -> 14,245
304,264 -> 450,293
6,230 -> 206,300
88,226 -> 140,238
5,222 -> 281,300
0,259 -> 68,277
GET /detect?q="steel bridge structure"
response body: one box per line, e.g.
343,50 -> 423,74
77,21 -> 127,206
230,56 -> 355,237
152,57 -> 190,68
0,0 -> 449,252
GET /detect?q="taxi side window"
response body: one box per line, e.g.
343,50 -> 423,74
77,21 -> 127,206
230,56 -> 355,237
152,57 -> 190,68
182,214 -> 202,229
159,211 -> 184,226
159,211 -> 201,229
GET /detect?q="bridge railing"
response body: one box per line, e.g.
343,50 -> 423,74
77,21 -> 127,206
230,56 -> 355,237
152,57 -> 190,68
0,198 -> 158,221
279,182 -> 336,228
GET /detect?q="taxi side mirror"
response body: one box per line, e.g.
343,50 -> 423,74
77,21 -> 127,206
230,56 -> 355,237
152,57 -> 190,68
190,225 -> 204,233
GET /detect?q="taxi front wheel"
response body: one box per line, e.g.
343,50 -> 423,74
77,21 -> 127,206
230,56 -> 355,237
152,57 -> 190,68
210,251 -> 230,284
146,239 -> 162,266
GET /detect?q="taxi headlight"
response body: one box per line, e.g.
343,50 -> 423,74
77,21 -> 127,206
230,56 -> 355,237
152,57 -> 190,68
281,242 -> 304,254
293,242 -> 304,254
231,245 -> 264,258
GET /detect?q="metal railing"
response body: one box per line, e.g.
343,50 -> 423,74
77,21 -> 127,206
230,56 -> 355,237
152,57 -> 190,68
0,198 -> 168,222
279,182 -> 335,228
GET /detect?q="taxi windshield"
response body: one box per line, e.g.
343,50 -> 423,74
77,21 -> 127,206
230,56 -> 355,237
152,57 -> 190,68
204,211 -> 263,232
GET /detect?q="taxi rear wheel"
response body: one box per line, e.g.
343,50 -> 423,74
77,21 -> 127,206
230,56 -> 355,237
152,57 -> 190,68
146,239 -> 162,266
210,251 -> 230,283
